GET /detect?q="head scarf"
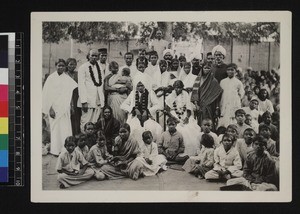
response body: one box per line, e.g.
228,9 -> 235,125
163,49 -> 174,58
212,45 -> 226,57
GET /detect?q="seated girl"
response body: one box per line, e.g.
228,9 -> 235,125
182,133 -> 214,179
135,131 -> 167,176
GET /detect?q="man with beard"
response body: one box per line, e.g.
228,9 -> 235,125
211,45 -> 228,83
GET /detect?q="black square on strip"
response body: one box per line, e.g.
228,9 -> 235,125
0,35 -> 8,68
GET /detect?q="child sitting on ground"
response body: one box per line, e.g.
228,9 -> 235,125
199,118 -> 219,149
75,134 -> 89,160
157,117 -> 189,164
87,132 -> 113,181
56,136 -> 94,189
259,124 -> 279,158
217,124 -> 239,147
234,109 -> 251,139
83,122 -> 97,149
259,111 -> 279,142
241,90 -> 254,107
235,128 -> 256,165
225,135 -> 277,191
182,134 -> 214,179
136,131 -> 167,176
42,118 -> 50,155
205,134 -> 242,181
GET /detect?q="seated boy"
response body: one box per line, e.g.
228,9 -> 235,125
226,135 -> 278,191
205,134 -> 243,181
259,124 -> 278,157
235,128 -> 256,165
245,114 -> 258,133
234,109 -> 251,139
157,117 -> 189,164
75,134 -> 89,160
56,136 -> 94,189
199,118 -> 219,149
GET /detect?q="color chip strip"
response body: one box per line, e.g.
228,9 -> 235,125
0,35 -> 9,182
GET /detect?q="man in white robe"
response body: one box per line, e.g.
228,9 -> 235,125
42,61 -> 77,156
78,49 -> 105,131
144,51 -> 162,91
149,30 -> 169,60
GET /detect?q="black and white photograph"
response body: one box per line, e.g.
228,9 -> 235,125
31,11 -> 292,202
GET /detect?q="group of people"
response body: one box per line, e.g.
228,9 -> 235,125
42,30 -> 280,191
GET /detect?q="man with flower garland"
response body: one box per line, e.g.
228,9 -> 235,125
78,49 -> 105,132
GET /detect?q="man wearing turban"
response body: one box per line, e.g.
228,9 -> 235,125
211,45 -> 228,83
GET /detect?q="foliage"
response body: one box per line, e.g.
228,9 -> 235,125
42,22 -> 70,44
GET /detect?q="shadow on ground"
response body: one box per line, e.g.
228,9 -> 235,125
43,154 -> 224,191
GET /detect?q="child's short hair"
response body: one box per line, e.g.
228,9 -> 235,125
227,124 -> 238,133
120,123 -> 131,133
109,61 -> 119,70
76,133 -> 86,143
183,62 -> 192,68
235,109 -> 246,116
122,67 -> 130,76
173,80 -> 184,89
159,60 -> 168,67
222,133 -> 235,142
261,111 -> 272,121
259,124 -> 271,133
138,48 -> 146,53
84,122 -> 94,130
226,63 -> 237,70
200,134 -> 214,148
250,98 -> 259,104
97,131 -> 106,141
167,117 -> 177,125
258,88 -> 270,99
149,51 -> 158,58
243,128 -> 255,135
142,130 -> 153,140
202,118 -> 212,125
245,114 -> 252,118
206,52 -> 212,57
253,135 -> 268,147
216,126 -> 226,136
65,136 -> 76,146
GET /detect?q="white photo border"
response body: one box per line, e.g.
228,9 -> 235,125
31,11 -> 292,202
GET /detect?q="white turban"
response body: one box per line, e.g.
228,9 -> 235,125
212,45 -> 226,57
163,49 -> 174,57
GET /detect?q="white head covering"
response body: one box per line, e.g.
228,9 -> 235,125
212,45 -> 226,57
163,49 -> 174,58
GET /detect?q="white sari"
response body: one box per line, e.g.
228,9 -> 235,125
42,71 -> 77,155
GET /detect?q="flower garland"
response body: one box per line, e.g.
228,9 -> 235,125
89,62 -> 102,87
135,89 -> 149,112
173,101 -> 186,120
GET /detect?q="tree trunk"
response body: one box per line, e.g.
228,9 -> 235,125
164,22 -> 173,43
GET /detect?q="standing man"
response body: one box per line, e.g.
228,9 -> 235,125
211,45 -> 228,83
150,30 -> 169,60
119,52 -> 138,78
78,49 -> 105,131
98,48 -> 110,78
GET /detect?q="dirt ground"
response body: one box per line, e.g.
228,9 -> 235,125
42,154 -> 225,191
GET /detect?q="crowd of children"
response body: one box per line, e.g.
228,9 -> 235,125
43,43 -> 280,191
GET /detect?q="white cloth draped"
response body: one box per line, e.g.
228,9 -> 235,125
42,71 -> 77,155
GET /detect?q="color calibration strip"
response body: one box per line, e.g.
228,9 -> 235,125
0,35 -> 9,182
0,33 -> 24,186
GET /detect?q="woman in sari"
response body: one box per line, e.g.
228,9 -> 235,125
95,105 -> 121,154
191,62 -> 223,131
66,58 -> 81,135
99,123 -> 144,180
42,59 -> 77,156
178,62 -> 197,93
104,61 -> 132,123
